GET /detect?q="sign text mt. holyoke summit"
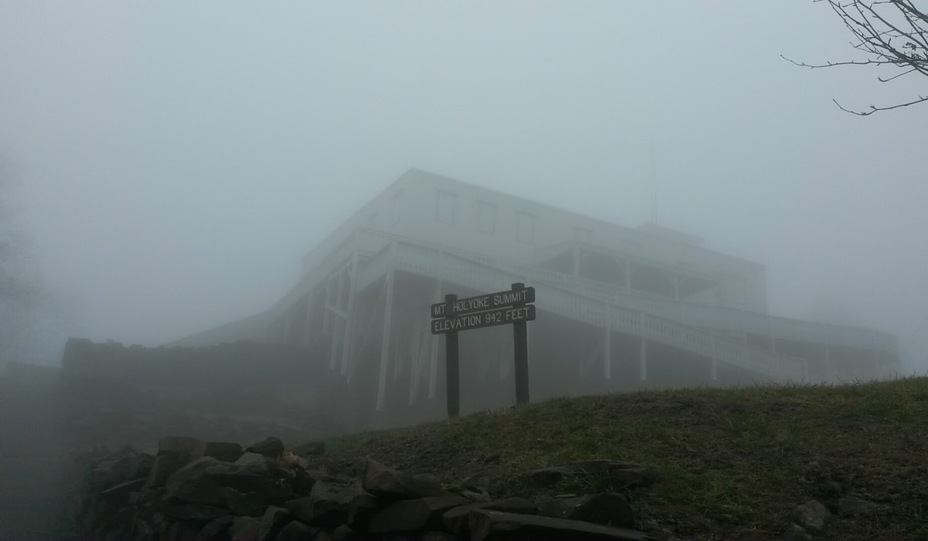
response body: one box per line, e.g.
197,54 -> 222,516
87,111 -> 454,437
430,286 -> 535,318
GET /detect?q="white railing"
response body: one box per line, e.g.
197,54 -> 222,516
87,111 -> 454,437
297,228 -> 894,378
375,237 -> 806,380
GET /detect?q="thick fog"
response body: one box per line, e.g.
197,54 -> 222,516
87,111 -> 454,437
1,2 -> 925,371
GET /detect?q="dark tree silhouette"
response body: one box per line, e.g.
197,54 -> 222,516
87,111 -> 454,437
785,0 -> 928,115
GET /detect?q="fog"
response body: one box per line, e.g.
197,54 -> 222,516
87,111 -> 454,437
1,1 -> 925,371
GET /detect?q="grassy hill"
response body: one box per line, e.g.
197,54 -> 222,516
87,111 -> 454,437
324,377 -> 928,540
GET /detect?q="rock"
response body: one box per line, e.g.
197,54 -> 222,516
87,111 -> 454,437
459,488 -> 491,502
196,515 -> 235,541
222,487 -> 269,516
291,467 -> 317,496
782,523 -> 812,541
258,506 -> 290,541
276,519 -> 316,541
235,452 -> 273,472
229,516 -> 262,541
538,493 -> 635,528
367,494 -> 469,534
100,476 -> 147,500
201,441 -> 244,463
443,497 -> 539,534
164,520 -> 202,541
158,436 -> 205,463
468,509 -> 649,541
87,445 -> 154,492
163,456 -> 292,507
462,473 -> 493,492
421,532 -> 459,541
287,481 -> 378,528
792,500 -> 830,532
148,453 -> 187,488
363,458 -> 446,498
289,441 -> 326,456
284,496 -> 316,524
162,457 -> 228,506
159,502 -> 229,522
247,437 -> 286,458
529,461 -> 657,490
331,524 -> 358,541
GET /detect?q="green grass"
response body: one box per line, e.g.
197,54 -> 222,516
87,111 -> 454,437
321,377 -> 928,540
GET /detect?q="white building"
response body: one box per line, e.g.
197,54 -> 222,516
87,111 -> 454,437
184,169 -> 900,418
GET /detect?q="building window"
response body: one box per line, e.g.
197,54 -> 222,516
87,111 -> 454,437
517,212 -> 534,243
477,202 -> 496,233
436,191 -> 456,224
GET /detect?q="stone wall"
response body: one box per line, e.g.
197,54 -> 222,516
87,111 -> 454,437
60,338 -> 326,391
76,436 -> 659,541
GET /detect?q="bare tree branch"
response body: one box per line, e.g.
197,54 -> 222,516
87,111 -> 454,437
834,94 -> 928,115
789,0 -> 928,115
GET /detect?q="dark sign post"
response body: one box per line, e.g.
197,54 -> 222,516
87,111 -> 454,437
443,293 -> 460,419
512,283 -> 530,405
431,282 -> 535,418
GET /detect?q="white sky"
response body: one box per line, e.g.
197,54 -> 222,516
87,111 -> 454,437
1,2 -> 925,371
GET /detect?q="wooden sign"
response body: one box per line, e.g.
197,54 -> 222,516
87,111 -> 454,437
431,287 -> 535,318
430,282 -> 535,418
431,305 -> 536,334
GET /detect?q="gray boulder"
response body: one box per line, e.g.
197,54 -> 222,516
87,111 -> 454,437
286,481 -> 378,528
362,458 -> 446,498
276,519 -> 316,541
246,437 -> 285,458
443,497 -> 539,534
257,506 -> 289,541
792,500 -> 830,532
366,493 -> 469,534
468,509 -> 649,541
538,493 -> 635,528
163,456 -> 292,507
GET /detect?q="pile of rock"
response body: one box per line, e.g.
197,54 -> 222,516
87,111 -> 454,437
77,436 -> 659,541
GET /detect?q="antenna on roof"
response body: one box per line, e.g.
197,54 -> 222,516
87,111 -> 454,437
649,146 -> 660,224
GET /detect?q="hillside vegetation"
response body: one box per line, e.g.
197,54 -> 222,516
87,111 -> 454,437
325,377 -> 928,540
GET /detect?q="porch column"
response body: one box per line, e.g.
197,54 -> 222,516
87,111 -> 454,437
375,245 -> 397,411
340,250 -> 360,376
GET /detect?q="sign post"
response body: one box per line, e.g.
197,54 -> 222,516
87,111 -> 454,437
431,283 -> 536,418
511,283 -> 530,405
444,293 -> 460,419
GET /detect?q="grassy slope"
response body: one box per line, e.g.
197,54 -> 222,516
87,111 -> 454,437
324,377 -> 928,541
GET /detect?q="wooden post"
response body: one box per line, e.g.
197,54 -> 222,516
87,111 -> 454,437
428,274 -> 443,399
512,283 -> 530,405
639,311 -> 648,381
603,326 -> 611,380
444,293 -> 460,418
639,336 -> 648,381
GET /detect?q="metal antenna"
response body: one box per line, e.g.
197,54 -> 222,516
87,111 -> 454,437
649,146 -> 659,223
